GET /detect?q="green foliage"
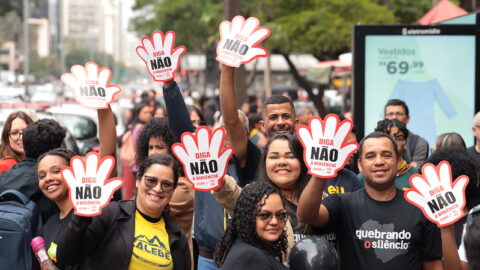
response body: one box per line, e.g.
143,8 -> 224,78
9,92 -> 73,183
381,0 -> 431,23
265,0 -> 396,58
65,49 -> 115,70
132,0 -> 396,58
30,55 -> 52,82
132,0 -> 223,52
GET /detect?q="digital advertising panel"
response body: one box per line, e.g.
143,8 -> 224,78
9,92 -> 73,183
353,25 -> 480,148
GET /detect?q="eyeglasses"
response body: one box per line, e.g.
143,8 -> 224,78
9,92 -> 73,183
385,112 -> 406,117
8,131 -> 23,140
257,210 -> 288,224
143,175 -> 175,193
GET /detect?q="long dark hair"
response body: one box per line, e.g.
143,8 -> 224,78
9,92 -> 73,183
214,182 -> 288,266
0,111 -> 34,161
258,134 -> 308,202
129,102 -> 151,126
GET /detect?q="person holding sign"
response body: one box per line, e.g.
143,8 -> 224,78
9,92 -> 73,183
214,182 -> 288,270
56,154 -> 191,270
297,131 -> 443,270
423,148 -> 480,270
213,133 -> 341,253
217,16 -> 293,187
37,103 -> 119,269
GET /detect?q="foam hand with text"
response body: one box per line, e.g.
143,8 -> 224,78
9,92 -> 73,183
61,152 -> 123,217
61,62 -> 121,109
216,15 -> 270,67
297,115 -> 358,178
136,31 -> 186,82
405,161 -> 469,227
172,127 -> 233,191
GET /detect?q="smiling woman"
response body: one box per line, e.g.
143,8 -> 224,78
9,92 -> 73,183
214,182 -> 288,270
0,111 -> 34,173
55,154 -> 191,270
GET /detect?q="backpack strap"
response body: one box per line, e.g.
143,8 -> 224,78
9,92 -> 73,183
0,189 -> 31,205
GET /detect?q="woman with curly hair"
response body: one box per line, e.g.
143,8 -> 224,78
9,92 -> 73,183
0,111 -> 34,173
213,134 -> 314,248
214,182 -> 288,270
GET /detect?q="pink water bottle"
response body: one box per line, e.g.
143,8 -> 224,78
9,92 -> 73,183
31,236 -> 60,270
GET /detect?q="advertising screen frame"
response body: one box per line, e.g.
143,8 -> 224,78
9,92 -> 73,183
353,24 -> 480,145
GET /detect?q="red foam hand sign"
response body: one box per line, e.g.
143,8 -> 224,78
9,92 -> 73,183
216,15 -> 270,68
136,30 -> 186,82
405,161 -> 469,227
297,114 -> 358,178
172,127 -> 233,191
61,152 -> 123,217
61,62 -> 121,109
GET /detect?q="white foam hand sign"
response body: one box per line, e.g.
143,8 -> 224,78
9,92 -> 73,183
216,15 -> 270,67
172,127 -> 233,191
297,114 -> 358,178
61,152 -> 123,217
61,62 -> 121,109
405,161 -> 469,227
136,31 -> 186,82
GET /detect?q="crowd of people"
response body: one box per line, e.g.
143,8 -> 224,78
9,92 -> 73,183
0,62 -> 480,270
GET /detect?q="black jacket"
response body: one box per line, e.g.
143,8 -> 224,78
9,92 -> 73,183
0,158 -> 57,222
57,200 -> 191,270
221,239 -> 288,270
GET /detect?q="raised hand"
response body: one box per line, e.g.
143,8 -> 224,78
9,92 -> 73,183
172,127 -> 233,191
297,115 -> 358,178
405,161 -> 469,227
216,15 -> 270,67
136,30 -> 186,82
61,152 -> 123,217
61,62 -> 121,109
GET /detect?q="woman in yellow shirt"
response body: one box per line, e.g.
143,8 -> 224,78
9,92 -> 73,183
56,154 -> 191,270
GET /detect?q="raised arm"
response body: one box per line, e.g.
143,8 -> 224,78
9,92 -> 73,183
296,176 -> 330,228
162,79 -> 195,140
97,106 -> 117,177
219,64 -> 248,167
439,225 -> 462,270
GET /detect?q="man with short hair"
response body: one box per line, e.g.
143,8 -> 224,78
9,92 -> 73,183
357,119 -> 418,190
298,132 -> 443,270
0,118 -> 66,221
384,99 -> 429,167
219,64 -> 298,185
467,111 -> 480,160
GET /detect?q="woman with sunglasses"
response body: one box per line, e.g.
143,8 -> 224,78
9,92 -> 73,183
214,182 -> 288,270
0,111 -> 34,173
56,154 -> 191,270
213,134 -> 318,248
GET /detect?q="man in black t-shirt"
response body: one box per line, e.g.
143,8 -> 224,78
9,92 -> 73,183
219,64 -> 298,185
297,132 -> 443,270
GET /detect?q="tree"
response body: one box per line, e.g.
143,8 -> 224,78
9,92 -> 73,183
378,0 -> 431,23
250,0 -> 396,116
132,0 -> 396,115
132,0 -> 222,52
